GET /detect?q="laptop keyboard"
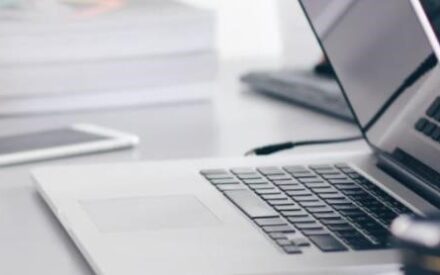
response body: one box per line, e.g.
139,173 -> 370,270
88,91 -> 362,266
200,164 -> 414,254
415,96 -> 440,141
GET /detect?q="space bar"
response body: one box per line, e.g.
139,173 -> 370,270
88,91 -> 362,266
223,190 -> 279,219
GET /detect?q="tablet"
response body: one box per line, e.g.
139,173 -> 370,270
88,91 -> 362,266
0,124 -> 139,166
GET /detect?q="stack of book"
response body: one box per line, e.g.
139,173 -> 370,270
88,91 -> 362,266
0,0 -> 217,115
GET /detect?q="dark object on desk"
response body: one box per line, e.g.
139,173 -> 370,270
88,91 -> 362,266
392,213 -> 440,275
241,61 -> 354,122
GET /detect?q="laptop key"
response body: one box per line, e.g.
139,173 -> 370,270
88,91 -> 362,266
309,235 -> 347,252
267,199 -> 294,206
269,232 -> 285,239
295,223 -> 323,230
267,175 -> 292,181
276,239 -> 293,246
238,173 -> 263,180
248,183 -> 274,190
280,185 -> 306,192
280,210 -> 309,217
200,169 -> 228,175
205,174 -> 235,180
273,179 -> 300,186
210,179 -> 240,185
307,206 -> 334,214
263,225 -> 296,233
257,167 -> 285,175
301,229 -> 329,236
243,179 -> 269,184
230,168 -> 255,174
288,216 -> 315,224
223,190 -> 279,219
261,194 -> 289,200
216,184 -> 247,191
275,205 -> 302,211
255,188 -> 281,195
254,217 -> 287,226
290,237 -> 311,247
283,245 -> 302,254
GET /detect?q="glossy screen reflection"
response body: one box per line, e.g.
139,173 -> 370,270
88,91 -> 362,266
301,0 -> 440,173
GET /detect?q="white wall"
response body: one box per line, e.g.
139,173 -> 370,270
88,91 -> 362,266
182,0 -> 322,66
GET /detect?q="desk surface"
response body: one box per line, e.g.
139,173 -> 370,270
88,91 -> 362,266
0,59 -> 361,274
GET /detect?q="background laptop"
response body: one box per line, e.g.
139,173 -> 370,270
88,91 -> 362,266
33,0 -> 440,274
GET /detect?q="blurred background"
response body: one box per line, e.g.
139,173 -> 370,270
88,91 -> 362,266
0,0 -> 327,116
182,0 -> 322,64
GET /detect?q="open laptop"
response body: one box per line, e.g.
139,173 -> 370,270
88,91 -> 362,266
33,0 -> 440,274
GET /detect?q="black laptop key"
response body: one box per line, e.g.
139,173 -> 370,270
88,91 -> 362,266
415,118 -> 429,131
431,127 -> 440,141
313,212 -> 340,219
281,210 -> 309,217
255,188 -> 282,195
205,174 -> 235,180
299,201 -> 327,208
280,185 -> 306,192
283,245 -> 302,254
257,167 -> 285,175
200,169 -> 229,175
320,174 -> 348,180
332,203 -> 357,211
263,225 -> 296,233
248,183 -> 275,190
216,184 -> 247,191
303,182 -> 330,189
275,205 -> 302,212
254,217 -> 287,226
223,190 -> 278,219
291,195 -> 319,202
243,179 -> 269,184
272,179 -> 300,186
317,193 -> 345,200
210,179 -> 240,185
342,235 -> 377,250
307,206 -> 334,213
230,168 -> 255,174
237,173 -> 263,180
325,199 -> 352,205
298,177 -> 324,184
295,223 -> 324,230
309,235 -> 347,252
288,216 -> 316,224
311,187 -> 338,194
261,194 -> 289,201
267,175 -> 292,181
267,199 -> 294,206
302,229 -> 329,236
290,172 -> 317,178
427,97 -> 440,117
423,122 -> 437,136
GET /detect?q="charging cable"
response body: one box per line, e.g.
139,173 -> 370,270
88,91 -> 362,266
244,135 -> 363,156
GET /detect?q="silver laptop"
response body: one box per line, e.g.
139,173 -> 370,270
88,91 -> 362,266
33,1 -> 440,274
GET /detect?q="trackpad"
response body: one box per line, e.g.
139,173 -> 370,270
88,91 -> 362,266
80,195 -> 221,233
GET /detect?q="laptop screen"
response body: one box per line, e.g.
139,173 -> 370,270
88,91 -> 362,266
300,1 -> 440,191
419,0 -> 440,41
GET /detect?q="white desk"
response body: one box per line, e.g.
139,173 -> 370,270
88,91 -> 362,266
0,59 -> 361,274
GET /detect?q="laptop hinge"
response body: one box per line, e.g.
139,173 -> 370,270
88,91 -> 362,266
377,150 -> 440,208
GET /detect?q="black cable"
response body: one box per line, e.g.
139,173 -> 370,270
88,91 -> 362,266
245,135 -> 363,156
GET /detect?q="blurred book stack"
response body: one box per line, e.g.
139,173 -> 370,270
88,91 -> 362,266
0,0 -> 217,115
